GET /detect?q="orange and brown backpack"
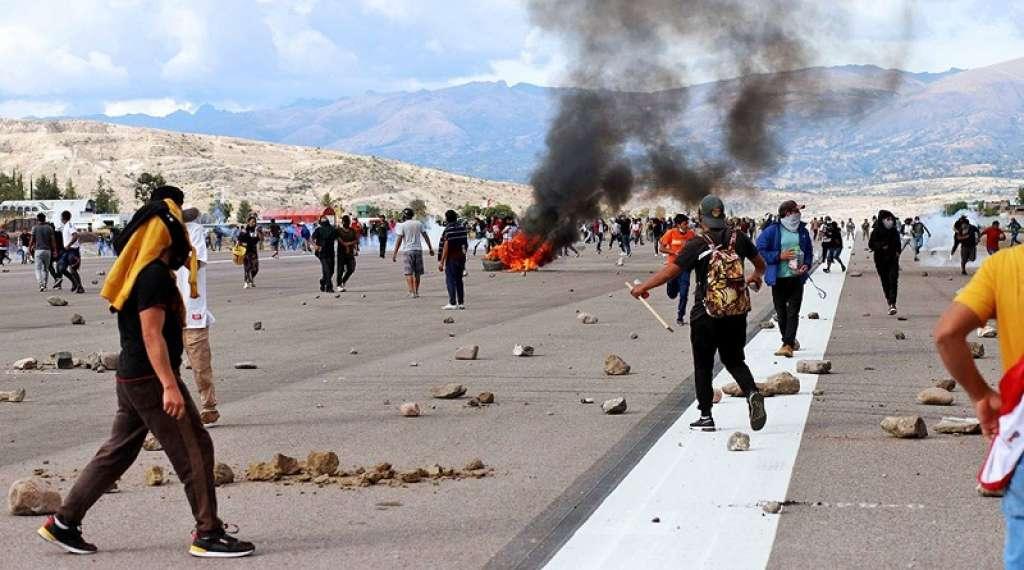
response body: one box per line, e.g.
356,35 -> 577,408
702,231 -> 751,318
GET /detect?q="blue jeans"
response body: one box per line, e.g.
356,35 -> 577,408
665,271 -> 691,322
1004,462 -> 1024,568
445,258 -> 466,306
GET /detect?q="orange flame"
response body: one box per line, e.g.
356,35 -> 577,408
486,233 -> 556,272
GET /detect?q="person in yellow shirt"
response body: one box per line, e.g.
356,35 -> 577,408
935,246 -> 1024,567
659,214 -> 696,326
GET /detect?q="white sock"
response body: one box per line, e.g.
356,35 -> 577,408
53,515 -> 69,530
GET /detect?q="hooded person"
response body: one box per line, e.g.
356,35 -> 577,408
953,215 -> 980,275
40,186 -> 256,558
631,195 -> 768,433
868,209 -> 902,315
756,200 -> 813,358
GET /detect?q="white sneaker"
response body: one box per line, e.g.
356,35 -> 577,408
243,282 -> 250,289
442,304 -> 458,310
340,286 -> 346,292
457,304 -> 465,310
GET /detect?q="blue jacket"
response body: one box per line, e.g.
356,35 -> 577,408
756,222 -> 814,287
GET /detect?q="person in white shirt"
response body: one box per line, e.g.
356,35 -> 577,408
58,210 -> 85,294
177,206 -> 220,424
391,207 -> 434,298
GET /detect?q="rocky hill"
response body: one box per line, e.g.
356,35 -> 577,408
0,119 -> 531,214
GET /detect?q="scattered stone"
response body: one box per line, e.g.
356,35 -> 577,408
764,371 -> 801,395
478,392 -> 495,404
713,388 -> 723,403
722,382 -> 770,397
977,484 -> 1005,498
849,271 -> 863,277
349,348 -> 359,355
12,357 -> 37,370
399,470 -> 422,483
234,362 -> 258,369
443,316 -> 455,324
142,434 -> 162,451
399,402 -> 421,417
580,398 -> 594,404
602,397 -> 627,414
51,352 -> 73,370
464,458 -> 485,471
897,316 -> 908,321
812,389 -> 825,396
727,432 -> 751,451
454,345 -> 480,360
246,462 -> 278,481
629,332 -> 639,340
651,516 -> 661,523
0,388 -> 26,402
7,478 -> 61,515
271,453 -> 302,477
796,360 -> 832,374
213,463 -> 235,486
431,383 -> 467,399
305,451 -> 340,476
46,296 -> 68,307
807,312 -> 820,320
70,313 -> 85,325
96,270 -> 106,276
603,354 -> 631,376
409,361 -> 419,367
253,321 -> 262,331
615,257 -> 624,267
144,466 -> 165,486
917,387 -> 954,406
933,378 -> 956,391
969,342 -> 985,359
880,416 -> 928,438
978,326 -> 998,338
934,417 -> 981,435
921,271 -> 929,277
577,312 -> 599,324
760,321 -> 776,330
762,501 -> 782,514
513,344 -> 534,357
467,397 -> 480,407
894,330 -> 906,340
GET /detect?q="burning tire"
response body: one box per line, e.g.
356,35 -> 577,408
481,259 -> 507,272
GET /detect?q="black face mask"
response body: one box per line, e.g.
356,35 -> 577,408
320,220 -> 329,226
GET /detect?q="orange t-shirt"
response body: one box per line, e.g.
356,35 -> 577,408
659,227 -> 695,264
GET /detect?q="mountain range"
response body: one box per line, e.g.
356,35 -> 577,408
72,59 -> 1024,191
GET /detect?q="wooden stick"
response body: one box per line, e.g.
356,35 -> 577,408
625,282 -> 674,333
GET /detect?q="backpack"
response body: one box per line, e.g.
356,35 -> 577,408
702,231 -> 751,318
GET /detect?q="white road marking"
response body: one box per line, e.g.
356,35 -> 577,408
545,248 -> 852,570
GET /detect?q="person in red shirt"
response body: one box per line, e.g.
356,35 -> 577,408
0,229 -> 10,265
658,214 -> 696,326
980,221 -> 1007,255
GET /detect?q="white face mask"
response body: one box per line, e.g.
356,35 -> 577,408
883,219 -> 895,230
781,213 -> 801,231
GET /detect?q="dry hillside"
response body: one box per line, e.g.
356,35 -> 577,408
0,119 -> 531,214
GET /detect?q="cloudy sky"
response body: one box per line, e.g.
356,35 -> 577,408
0,0 -> 1022,118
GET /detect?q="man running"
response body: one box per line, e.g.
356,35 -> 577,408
236,216 -> 260,288
311,215 -> 336,293
37,186 -> 255,558
757,200 -> 813,358
29,213 -> 56,292
336,215 -> 358,292
268,218 -> 281,259
953,217 -> 980,275
392,207 -> 434,298
631,195 -> 767,432
658,214 -> 695,326
1009,217 -> 1021,246
910,216 -> 931,261
868,210 -> 902,315
980,220 -> 1006,256
177,206 -> 220,425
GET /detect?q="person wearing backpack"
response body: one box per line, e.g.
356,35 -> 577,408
756,200 -> 813,359
631,195 -> 768,432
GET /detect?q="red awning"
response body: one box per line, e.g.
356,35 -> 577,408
261,207 -> 335,223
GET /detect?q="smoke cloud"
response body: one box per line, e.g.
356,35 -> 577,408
520,0 -> 881,248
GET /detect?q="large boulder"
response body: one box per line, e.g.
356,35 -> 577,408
8,478 -> 61,515
880,416 -> 928,438
603,355 -> 631,376
722,382 -> 771,397
764,371 -> 800,395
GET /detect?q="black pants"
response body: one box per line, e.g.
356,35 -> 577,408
378,236 -> 386,258
60,377 -> 221,533
445,258 -> 466,305
875,259 -> 899,306
337,253 -> 355,286
318,251 -> 335,291
771,276 -> 803,347
691,314 -> 759,416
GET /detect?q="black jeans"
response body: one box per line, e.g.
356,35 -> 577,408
336,253 -> 355,286
875,259 -> 899,306
318,251 -> 335,291
691,314 -> 759,416
771,276 -> 803,347
445,258 -> 466,305
378,236 -> 387,258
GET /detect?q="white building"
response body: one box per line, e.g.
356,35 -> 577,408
0,199 -> 123,229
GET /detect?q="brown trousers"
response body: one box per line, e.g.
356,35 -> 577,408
183,328 -> 217,411
59,377 -> 222,533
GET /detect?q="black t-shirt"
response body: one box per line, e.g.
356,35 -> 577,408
312,224 -> 336,254
269,223 -> 281,237
117,261 -> 184,380
237,228 -> 259,254
674,229 -> 759,322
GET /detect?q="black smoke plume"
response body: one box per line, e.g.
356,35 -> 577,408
520,0 -> 844,248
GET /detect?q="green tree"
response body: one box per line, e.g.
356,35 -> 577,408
34,173 -> 61,199
409,198 -> 428,219
236,200 -> 253,223
1018,186 -> 1024,206
943,201 -> 969,216
208,198 -> 233,222
93,176 -> 120,213
459,203 -> 482,219
132,172 -> 166,204
361,203 -> 381,217
482,203 -> 515,220
63,178 -> 78,199
0,169 -> 25,201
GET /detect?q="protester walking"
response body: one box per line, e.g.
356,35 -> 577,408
392,208 -> 434,298
868,209 -> 902,315
37,185 -> 255,558
177,206 -> 220,425
934,244 -> 1024,569
438,209 -> 469,310
658,214 -> 696,326
1009,217 -> 1021,246
268,219 -> 281,259
29,213 -> 56,292
631,195 -> 767,433
237,216 -> 260,288
375,219 -> 388,258
336,215 -> 358,292
312,215 -> 336,292
58,211 -> 85,294
756,200 -> 813,358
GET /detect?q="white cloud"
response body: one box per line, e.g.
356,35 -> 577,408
0,100 -> 68,118
447,29 -> 567,87
158,5 -> 212,81
0,27 -> 128,95
264,9 -> 358,75
103,98 -> 196,117
360,0 -> 412,20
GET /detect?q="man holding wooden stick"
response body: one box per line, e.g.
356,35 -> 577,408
631,195 -> 768,432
